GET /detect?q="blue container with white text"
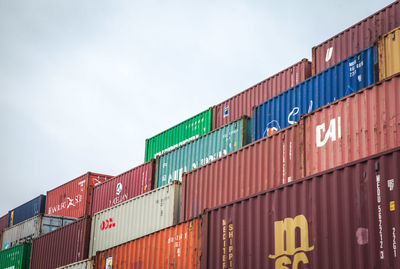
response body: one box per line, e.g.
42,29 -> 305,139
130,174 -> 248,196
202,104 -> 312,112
8,195 -> 46,227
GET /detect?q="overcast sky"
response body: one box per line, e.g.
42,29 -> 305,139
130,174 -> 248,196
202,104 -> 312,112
0,0 -> 395,215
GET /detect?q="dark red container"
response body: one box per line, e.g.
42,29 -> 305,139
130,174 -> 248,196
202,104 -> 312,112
29,217 -> 91,269
91,160 -> 155,214
0,213 -> 8,232
312,1 -> 400,75
212,59 -> 311,129
202,147 -> 400,268
46,172 -> 112,218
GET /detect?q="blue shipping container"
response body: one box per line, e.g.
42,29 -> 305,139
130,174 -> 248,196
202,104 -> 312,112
252,46 -> 375,141
8,195 -> 46,227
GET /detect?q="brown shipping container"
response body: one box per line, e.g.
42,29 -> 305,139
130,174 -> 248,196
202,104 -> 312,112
305,72 -> 400,177
311,1 -> 400,75
377,26 -> 400,81
213,59 -> 311,129
30,217 -> 91,269
0,213 -> 8,245
46,172 -> 112,218
202,147 -> 400,268
181,121 -> 305,222
94,218 -> 201,269
91,161 -> 155,215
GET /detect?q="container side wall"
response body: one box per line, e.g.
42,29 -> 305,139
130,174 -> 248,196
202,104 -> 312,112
1,215 -> 41,249
378,26 -> 400,81
8,195 -> 46,227
0,243 -> 31,269
56,259 -> 93,269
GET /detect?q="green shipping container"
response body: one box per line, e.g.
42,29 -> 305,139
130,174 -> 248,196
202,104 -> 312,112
155,117 -> 251,187
0,243 -> 31,269
144,108 -> 213,162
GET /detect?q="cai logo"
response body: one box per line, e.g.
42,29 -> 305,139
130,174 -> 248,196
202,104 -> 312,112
116,183 -> 123,195
100,218 -> 116,231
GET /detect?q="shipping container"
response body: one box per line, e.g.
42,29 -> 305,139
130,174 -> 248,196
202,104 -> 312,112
8,195 -> 46,227
1,214 -> 76,250
213,59 -> 311,129
57,259 -> 93,269
91,161 -> 155,215
201,147 -> 400,269
181,122 -> 305,222
312,1 -> 400,75
252,47 -> 375,142
144,108 -> 213,162
156,117 -> 251,188
305,72 -> 400,177
377,26 -> 400,81
0,243 -> 31,269
94,218 -> 201,269
0,214 -> 8,232
89,181 -> 181,258
30,217 -> 91,269
46,172 -> 112,218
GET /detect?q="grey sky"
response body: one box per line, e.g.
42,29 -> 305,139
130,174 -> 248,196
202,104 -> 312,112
0,0 -> 395,215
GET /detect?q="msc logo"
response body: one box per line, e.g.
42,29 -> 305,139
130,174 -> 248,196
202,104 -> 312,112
100,218 -> 116,231
268,214 -> 314,269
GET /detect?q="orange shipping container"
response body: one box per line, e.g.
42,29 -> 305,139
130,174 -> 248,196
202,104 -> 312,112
377,26 -> 400,81
94,218 -> 201,269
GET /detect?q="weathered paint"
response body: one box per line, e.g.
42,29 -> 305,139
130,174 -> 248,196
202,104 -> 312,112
91,160 -> 155,214
156,117 -> 251,188
202,147 -> 400,269
89,181 -> 181,258
252,47 -> 375,141
378,26 -> 400,81
56,259 -> 93,269
8,195 -> 46,227
0,243 -> 31,269
213,59 -> 311,129
312,1 -> 400,74
94,218 -> 201,269
145,108 -> 213,162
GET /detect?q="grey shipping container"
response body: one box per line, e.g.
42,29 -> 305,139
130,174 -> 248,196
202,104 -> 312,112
57,259 -> 93,269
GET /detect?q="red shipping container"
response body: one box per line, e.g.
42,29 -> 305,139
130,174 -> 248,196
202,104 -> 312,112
201,147 -> 400,268
29,217 -> 91,269
181,122 -> 305,222
91,160 -> 155,214
213,59 -> 311,129
0,213 -> 8,232
46,172 -> 112,218
311,1 -> 400,75
305,72 -> 400,177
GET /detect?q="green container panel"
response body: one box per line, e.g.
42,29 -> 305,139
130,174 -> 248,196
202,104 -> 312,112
0,243 -> 31,269
155,117 -> 251,187
144,108 -> 213,162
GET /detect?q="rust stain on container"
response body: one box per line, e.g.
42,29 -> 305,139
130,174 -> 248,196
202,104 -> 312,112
312,1 -> 400,75
378,26 -> 400,81
213,59 -> 311,129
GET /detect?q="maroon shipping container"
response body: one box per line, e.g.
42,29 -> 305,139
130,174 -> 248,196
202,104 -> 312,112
91,160 -> 155,214
201,147 -> 400,268
46,172 -> 112,218
0,213 -> 8,232
312,1 -> 400,75
213,59 -> 311,129
29,217 -> 91,269
181,122 -> 305,222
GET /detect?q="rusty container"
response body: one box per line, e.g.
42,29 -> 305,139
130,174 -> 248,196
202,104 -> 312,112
213,59 -> 311,129
91,161 -> 155,215
29,217 -> 92,269
311,1 -> 400,75
201,147 -> 400,268
377,26 -> 400,81
94,218 -> 201,269
46,172 -> 112,218
305,72 -> 400,177
0,213 -> 8,244
181,122 -> 305,222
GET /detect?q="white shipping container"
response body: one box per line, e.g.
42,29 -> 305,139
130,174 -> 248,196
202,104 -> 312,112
89,181 -> 181,257
1,214 -> 76,250
56,259 -> 93,269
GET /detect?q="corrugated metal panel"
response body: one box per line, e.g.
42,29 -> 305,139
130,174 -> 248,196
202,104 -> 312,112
252,47 -> 375,142
213,59 -> 311,129
46,172 -> 112,218
30,217 -> 91,269
378,26 -> 400,81
156,117 -> 251,188
1,214 -> 76,250
312,1 -> 400,75
144,108 -> 213,162
0,243 -> 31,269
89,181 -> 181,258
0,214 -> 8,232
91,161 -> 155,215
8,195 -> 46,227
181,122 -> 305,222
57,259 -> 93,269
94,218 -> 201,269
305,72 -> 400,177
201,147 -> 400,268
